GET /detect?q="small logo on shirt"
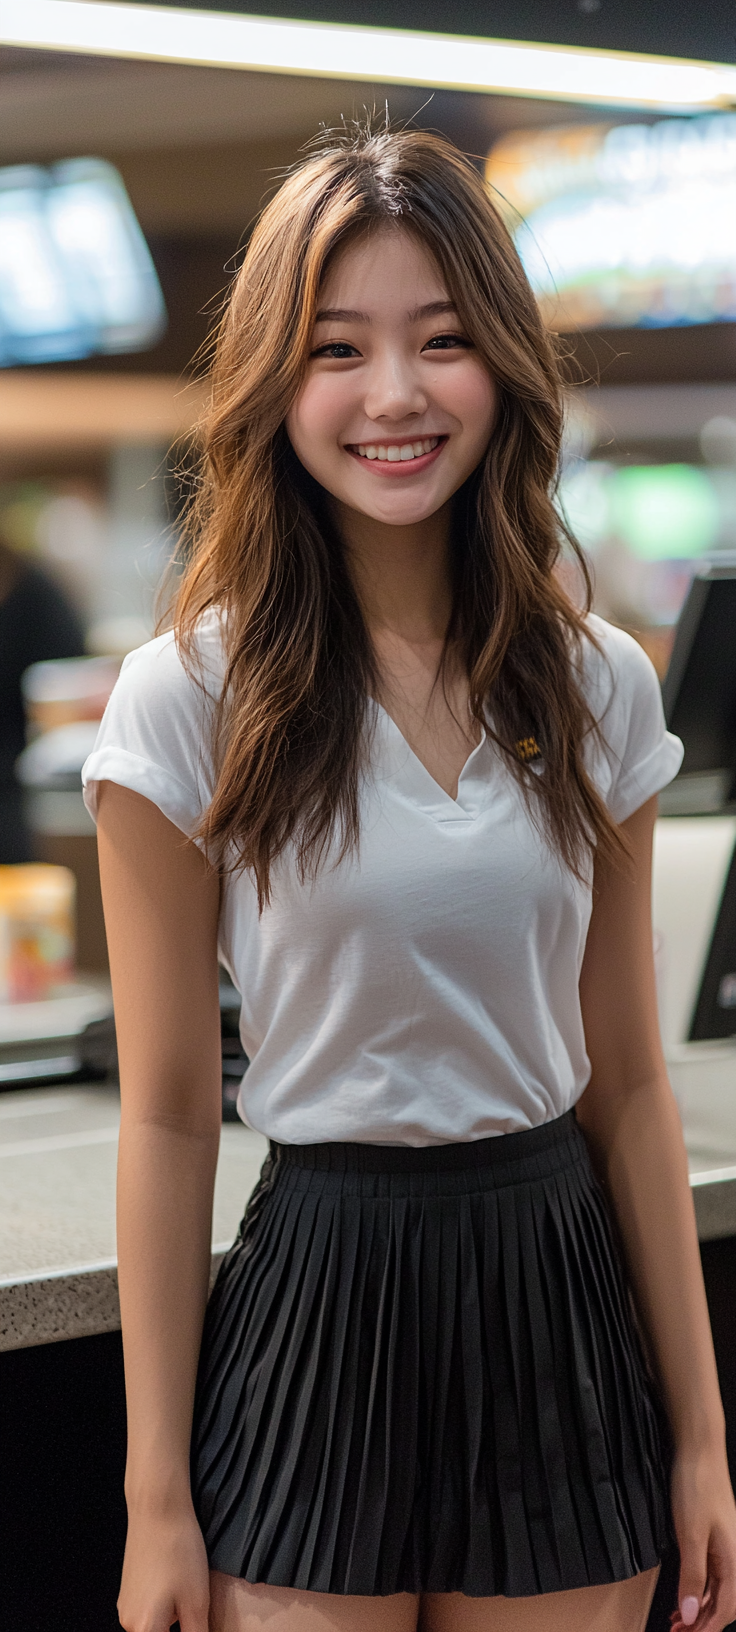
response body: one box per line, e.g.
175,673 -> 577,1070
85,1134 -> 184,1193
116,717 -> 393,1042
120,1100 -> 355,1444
516,735 -> 542,763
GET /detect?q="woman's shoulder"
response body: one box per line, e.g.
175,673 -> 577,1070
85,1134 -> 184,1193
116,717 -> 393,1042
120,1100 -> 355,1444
116,607 -> 227,707
82,610 -> 228,835
576,613 -> 683,822
576,613 -> 661,718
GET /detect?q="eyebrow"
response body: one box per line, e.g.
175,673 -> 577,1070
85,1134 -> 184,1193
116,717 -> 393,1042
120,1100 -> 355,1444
313,300 -> 458,324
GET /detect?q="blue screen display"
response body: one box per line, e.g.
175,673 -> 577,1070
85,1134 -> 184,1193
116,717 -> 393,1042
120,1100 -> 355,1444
0,158 -> 167,365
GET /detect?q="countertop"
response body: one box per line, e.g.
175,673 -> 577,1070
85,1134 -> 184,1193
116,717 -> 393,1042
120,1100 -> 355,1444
1,1042 -> 736,1352
0,1084 -> 268,1352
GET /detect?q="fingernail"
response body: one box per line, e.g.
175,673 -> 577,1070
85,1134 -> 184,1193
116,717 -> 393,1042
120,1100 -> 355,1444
681,1598 -> 700,1626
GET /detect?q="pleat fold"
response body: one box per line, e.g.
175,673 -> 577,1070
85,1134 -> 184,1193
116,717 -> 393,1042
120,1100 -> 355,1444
191,1115 -> 671,1597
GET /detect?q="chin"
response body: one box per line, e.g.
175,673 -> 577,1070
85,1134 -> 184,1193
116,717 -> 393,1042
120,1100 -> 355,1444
356,487 -> 446,519
373,501 -> 446,526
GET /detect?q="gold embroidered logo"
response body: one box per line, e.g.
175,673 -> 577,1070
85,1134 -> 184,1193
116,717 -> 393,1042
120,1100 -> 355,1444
516,735 -> 541,763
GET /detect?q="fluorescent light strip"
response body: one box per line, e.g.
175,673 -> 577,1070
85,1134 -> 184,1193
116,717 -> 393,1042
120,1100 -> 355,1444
2,0 -> 736,111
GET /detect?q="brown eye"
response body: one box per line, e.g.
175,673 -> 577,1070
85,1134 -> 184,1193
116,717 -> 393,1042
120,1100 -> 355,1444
312,342 -> 360,359
423,333 -> 472,351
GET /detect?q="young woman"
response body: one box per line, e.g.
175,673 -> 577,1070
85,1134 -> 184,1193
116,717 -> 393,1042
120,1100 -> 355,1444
84,128 -> 736,1632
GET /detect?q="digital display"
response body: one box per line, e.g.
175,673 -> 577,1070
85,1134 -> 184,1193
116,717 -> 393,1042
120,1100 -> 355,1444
0,159 -> 166,366
556,461 -> 736,638
486,114 -> 736,330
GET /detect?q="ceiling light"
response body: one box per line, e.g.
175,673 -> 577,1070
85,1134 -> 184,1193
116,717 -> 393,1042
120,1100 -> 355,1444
2,0 -> 736,113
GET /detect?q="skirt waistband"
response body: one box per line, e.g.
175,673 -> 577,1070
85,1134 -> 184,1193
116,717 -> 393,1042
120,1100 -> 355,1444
270,1108 -> 580,1177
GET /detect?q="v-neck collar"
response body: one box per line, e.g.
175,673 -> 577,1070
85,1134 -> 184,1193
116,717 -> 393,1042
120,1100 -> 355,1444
371,701 -> 492,823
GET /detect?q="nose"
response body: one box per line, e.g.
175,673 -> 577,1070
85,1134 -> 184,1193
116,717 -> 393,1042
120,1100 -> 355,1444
362,345 -> 428,424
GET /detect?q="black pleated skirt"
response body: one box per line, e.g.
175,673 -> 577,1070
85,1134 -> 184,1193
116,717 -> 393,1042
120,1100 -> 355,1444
191,1111 -> 672,1597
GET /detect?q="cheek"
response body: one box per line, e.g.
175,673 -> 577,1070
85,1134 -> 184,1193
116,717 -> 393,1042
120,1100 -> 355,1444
441,362 -> 497,445
286,376 -> 351,459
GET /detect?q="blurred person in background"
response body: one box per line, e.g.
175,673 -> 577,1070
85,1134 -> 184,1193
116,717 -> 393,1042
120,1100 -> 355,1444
0,529 -> 85,863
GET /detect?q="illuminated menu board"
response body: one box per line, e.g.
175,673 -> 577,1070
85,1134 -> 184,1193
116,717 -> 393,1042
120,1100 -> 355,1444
486,114 -> 736,330
0,158 -> 166,366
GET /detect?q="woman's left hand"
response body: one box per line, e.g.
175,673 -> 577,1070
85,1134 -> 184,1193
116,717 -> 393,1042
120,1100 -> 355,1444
669,1446 -> 736,1630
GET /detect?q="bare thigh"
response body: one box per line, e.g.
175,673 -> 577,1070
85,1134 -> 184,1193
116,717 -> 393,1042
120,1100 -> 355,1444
209,1572 -> 420,1631
420,1567 -> 660,1632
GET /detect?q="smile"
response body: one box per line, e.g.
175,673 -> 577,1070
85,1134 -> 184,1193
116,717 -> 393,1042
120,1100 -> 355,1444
344,435 -> 447,474
351,435 -> 441,461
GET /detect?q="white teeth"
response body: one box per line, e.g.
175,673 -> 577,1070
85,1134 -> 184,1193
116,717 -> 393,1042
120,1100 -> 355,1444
352,436 -> 441,460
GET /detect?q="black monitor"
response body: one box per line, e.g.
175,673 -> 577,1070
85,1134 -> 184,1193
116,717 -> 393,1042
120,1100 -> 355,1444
662,567 -> 736,789
661,567 -> 736,1039
689,846 -> 736,1041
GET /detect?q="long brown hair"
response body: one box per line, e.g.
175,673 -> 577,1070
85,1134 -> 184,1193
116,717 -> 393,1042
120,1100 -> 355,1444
173,123 -> 621,904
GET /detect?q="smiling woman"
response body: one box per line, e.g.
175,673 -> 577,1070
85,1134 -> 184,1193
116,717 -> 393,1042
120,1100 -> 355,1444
286,233 -> 496,522
171,128 -> 625,904
83,124 -> 736,1632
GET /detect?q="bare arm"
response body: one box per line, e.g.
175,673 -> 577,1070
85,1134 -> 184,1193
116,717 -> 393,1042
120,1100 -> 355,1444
97,781 -> 222,1632
577,796 -> 736,1632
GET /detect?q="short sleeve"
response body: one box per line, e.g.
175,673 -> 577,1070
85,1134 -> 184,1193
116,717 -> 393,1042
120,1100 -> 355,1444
582,616 -> 684,824
82,613 -> 225,839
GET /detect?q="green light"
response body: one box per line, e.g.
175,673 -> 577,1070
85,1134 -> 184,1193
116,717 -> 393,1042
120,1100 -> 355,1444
558,463 -> 612,551
611,465 -> 719,560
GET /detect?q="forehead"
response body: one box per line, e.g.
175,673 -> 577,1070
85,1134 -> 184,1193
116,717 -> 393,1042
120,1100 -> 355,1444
319,226 -> 448,309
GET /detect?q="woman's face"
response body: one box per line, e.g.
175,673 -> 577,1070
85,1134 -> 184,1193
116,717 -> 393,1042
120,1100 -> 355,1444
286,227 -> 497,529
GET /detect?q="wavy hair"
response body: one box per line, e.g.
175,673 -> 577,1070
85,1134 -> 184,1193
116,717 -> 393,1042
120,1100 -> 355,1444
173,123 -> 621,904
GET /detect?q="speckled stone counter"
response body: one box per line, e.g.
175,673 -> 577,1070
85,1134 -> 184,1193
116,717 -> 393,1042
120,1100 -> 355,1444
1,1066 -> 736,1352
0,1085 -> 268,1352
691,1166 -> 736,1241
670,1040 -> 736,1242
0,1265 -> 123,1352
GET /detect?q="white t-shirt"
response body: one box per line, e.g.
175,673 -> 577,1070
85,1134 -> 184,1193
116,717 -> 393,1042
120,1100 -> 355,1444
83,611 -> 683,1146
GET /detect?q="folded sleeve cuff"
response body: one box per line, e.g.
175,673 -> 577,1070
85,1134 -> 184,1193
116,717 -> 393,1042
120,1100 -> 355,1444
608,731 -> 684,823
82,747 -> 202,840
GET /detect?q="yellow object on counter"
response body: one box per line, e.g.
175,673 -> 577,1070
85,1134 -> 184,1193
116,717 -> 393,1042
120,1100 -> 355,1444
0,865 -> 76,1002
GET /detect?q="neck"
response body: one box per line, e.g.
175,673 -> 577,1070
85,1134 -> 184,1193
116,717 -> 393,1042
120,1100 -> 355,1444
332,499 -> 454,643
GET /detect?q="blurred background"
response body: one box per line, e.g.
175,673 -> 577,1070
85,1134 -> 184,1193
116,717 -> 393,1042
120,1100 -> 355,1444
4,17 -> 736,1631
2,0 -> 736,969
